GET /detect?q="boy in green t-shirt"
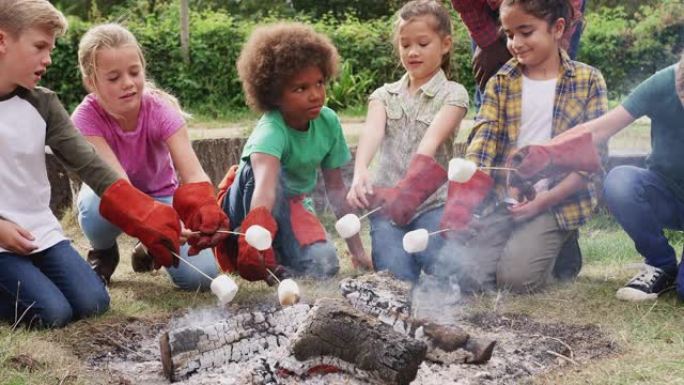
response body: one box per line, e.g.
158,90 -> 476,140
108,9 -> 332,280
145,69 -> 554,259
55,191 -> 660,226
215,22 -> 369,283
509,53 -> 684,302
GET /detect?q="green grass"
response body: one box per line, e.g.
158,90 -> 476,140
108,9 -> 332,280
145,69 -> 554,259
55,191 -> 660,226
1,211 -> 682,384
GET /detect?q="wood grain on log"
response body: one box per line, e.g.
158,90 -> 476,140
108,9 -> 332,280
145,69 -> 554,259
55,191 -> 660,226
289,298 -> 427,385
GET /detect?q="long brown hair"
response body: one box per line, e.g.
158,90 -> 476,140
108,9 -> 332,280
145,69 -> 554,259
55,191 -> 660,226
393,0 -> 454,78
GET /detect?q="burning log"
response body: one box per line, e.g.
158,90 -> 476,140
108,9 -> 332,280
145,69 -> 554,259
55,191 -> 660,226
288,298 -> 427,385
340,272 -> 496,364
159,304 -> 311,382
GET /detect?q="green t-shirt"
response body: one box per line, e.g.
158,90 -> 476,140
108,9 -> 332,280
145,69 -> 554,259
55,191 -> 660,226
240,106 -> 351,196
622,65 -> 684,199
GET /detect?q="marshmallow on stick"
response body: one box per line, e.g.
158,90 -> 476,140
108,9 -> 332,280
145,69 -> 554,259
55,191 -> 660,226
448,158 -> 478,183
245,225 -> 272,251
402,229 -> 430,253
277,278 -> 300,306
335,213 -> 362,239
210,274 -> 239,306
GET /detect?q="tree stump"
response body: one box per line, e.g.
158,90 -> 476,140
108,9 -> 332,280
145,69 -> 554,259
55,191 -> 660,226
289,298 -> 427,385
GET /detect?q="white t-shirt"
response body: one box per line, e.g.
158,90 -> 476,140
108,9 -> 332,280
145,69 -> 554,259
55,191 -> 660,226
517,75 -> 557,192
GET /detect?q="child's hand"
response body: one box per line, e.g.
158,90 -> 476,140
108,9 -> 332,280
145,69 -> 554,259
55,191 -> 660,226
508,191 -> 551,222
0,219 -> 38,255
347,169 -> 374,209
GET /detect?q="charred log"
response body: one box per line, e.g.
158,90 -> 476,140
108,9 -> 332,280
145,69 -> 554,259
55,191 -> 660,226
159,304 -> 311,382
289,298 -> 427,385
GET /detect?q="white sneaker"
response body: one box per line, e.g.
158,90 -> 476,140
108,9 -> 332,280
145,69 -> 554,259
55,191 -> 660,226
616,265 -> 675,302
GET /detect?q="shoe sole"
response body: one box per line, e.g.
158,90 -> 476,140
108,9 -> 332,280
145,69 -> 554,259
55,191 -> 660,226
616,286 -> 673,302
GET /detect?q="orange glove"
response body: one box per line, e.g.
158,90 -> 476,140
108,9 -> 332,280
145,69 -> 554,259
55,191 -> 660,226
100,180 -> 180,268
173,182 -> 230,255
380,154 -> 447,226
237,206 -> 279,282
440,170 -> 494,234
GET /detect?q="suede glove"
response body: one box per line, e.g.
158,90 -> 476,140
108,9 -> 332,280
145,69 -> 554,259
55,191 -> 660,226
173,181 -> 230,255
440,170 -> 494,235
380,154 -> 447,226
100,179 -> 180,268
508,131 -> 601,182
473,37 -> 512,91
237,206 -> 279,282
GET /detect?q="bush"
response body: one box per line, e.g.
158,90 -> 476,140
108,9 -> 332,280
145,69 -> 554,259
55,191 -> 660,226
43,2 -> 683,115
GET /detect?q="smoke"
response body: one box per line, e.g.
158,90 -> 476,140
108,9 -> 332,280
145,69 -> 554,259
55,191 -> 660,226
169,306 -> 232,330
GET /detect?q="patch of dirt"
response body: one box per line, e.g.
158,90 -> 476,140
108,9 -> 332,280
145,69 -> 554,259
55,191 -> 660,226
8,353 -> 44,372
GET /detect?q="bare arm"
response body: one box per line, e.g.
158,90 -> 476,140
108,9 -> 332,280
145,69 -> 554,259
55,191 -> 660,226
347,99 -> 387,209
323,167 -> 371,270
576,106 -> 637,146
415,104 -> 467,156
249,153 -> 281,211
83,136 -> 128,181
166,125 -> 210,184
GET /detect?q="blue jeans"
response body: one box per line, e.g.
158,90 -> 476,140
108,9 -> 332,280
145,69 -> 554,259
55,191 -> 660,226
603,166 -> 683,274
370,207 -> 445,282
0,240 -> 109,328
223,162 -> 339,278
77,185 -> 219,291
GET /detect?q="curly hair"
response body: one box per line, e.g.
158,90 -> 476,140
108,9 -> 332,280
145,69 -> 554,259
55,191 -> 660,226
237,22 -> 339,112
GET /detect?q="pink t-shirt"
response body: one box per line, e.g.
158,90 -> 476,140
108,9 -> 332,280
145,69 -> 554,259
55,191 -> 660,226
72,92 -> 183,197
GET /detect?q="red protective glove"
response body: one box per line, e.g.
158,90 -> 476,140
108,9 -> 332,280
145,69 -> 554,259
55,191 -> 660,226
440,170 -> 494,234
237,206 -> 279,282
380,154 -> 447,226
100,180 -> 181,268
508,132 -> 601,182
173,181 -> 230,255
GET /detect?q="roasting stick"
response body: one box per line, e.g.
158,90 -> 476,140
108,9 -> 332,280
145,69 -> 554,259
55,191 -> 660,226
359,205 -> 383,220
170,250 -> 214,282
266,268 -> 281,284
188,229 -> 243,236
480,166 -> 517,172
427,228 -> 452,236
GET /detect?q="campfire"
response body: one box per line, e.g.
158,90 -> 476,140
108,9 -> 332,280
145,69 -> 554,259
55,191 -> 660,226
91,272 -> 616,384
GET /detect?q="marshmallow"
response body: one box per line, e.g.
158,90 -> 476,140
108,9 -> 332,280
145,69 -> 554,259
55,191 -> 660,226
277,278 -> 300,307
245,225 -> 272,251
403,228 -> 429,253
448,158 -> 478,183
210,274 -> 238,306
335,213 -> 361,239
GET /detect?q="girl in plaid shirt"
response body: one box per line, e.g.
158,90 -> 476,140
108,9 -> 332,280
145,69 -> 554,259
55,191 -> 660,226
438,0 -> 608,293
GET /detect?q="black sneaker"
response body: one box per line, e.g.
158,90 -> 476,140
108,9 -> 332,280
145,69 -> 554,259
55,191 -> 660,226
616,265 -> 675,302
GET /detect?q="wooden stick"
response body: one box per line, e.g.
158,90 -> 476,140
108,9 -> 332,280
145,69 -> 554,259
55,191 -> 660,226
266,268 -> 281,284
359,205 -> 383,220
480,166 -> 518,172
188,229 -> 243,236
427,228 -> 452,236
170,251 -> 214,282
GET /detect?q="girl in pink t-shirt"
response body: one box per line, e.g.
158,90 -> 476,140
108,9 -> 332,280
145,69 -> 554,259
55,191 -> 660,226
72,23 -> 228,290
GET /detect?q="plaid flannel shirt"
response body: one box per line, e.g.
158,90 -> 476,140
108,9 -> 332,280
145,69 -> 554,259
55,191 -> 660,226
451,0 -> 584,50
465,50 -> 608,230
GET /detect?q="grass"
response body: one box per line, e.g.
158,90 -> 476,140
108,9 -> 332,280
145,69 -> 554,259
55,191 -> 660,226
0,106 -> 668,384
1,210 -> 683,384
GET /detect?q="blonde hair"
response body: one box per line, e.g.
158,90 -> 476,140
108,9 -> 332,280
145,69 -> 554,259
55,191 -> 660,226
393,0 -> 453,78
78,23 -> 188,117
0,0 -> 67,37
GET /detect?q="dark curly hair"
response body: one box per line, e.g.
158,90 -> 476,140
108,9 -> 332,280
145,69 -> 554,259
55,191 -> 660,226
501,0 -> 577,31
237,22 -> 340,112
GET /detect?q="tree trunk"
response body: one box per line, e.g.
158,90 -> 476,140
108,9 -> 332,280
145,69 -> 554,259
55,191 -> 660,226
180,0 -> 189,63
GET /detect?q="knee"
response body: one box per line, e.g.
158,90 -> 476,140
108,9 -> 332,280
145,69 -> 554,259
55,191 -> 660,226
73,288 -> 110,319
303,243 -> 339,278
496,263 -> 546,293
36,301 -> 74,328
603,166 -> 645,209
170,269 -> 213,292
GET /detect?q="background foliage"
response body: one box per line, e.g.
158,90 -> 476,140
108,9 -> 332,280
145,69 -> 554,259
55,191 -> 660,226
45,0 -> 683,116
